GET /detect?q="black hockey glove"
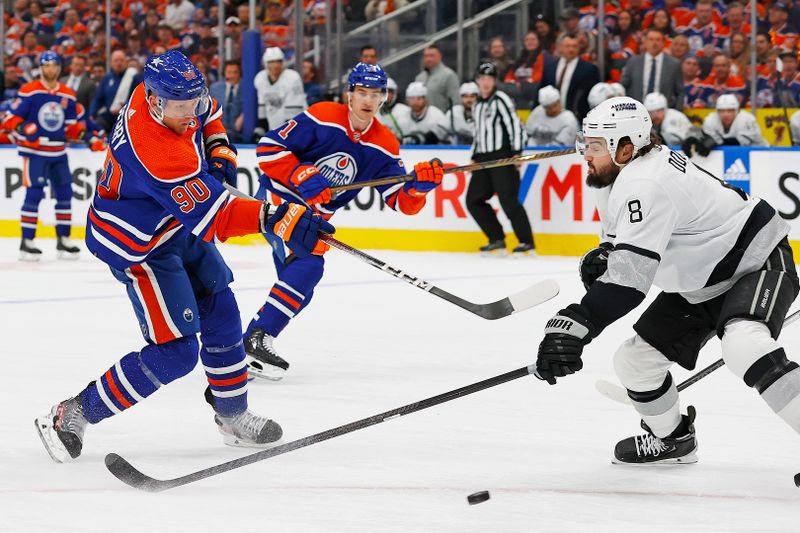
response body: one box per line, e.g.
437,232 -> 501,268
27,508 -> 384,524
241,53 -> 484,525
579,242 -> 613,290
535,305 -> 596,385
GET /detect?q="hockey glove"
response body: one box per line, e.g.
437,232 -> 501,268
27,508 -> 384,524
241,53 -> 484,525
16,121 -> 38,142
579,242 -> 613,290
404,159 -> 444,197
88,136 -> 108,152
289,164 -> 331,205
534,305 -> 596,385
261,202 -> 336,258
207,143 -> 239,186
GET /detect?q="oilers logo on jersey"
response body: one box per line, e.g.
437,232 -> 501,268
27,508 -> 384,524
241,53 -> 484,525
315,152 -> 358,187
38,101 -> 65,132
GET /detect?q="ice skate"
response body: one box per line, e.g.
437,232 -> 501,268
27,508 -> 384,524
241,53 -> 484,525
479,240 -> 507,256
215,409 -> 283,447
613,406 -> 698,465
511,242 -> 535,258
19,238 -> 42,262
56,236 -> 80,260
245,328 -> 289,381
35,397 -> 88,463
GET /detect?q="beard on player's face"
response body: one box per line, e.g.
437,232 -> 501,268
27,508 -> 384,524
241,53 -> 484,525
585,154 -> 620,188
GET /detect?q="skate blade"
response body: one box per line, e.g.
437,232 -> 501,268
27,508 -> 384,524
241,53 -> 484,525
510,251 -> 536,259
480,250 -> 508,257
219,430 -> 283,448
611,450 -> 698,466
34,415 -> 68,464
19,251 -> 42,262
246,367 -> 285,381
57,250 -> 80,261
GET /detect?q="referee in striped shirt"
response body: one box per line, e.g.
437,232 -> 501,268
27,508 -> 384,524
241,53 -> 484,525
467,62 -> 534,255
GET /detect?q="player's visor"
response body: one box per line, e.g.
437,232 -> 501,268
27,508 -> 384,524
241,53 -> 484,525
576,132 -> 610,157
157,89 -> 210,119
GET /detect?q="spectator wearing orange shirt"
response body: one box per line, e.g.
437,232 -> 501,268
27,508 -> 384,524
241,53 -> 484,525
151,22 -> 181,53
769,2 -> 798,52
691,54 -> 748,108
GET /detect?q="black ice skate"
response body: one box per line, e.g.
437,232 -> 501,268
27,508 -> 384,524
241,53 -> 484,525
215,409 -> 283,447
19,238 -> 42,262
56,236 -> 80,260
245,328 -> 289,381
613,406 -> 698,465
479,240 -> 507,256
35,397 -> 88,463
511,242 -> 535,257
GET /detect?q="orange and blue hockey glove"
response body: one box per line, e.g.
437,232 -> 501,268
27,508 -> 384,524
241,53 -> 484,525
262,202 -> 336,258
404,159 -> 444,197
16,121 -> 38,142
289,164 -> 331,205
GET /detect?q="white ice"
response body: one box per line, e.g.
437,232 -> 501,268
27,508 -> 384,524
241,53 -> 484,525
2,237 -> 799,532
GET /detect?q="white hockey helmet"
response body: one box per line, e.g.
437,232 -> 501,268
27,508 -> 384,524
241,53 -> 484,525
643,92 -> 668,112
538,85 -> 560,107
405,81 -> 428,98
580,96 -> 652,158
262,47 -> 285,65
459,81 -> 479,96
386,77 -> 398,92
716,93 -> 740,112
588,82 -> 615,109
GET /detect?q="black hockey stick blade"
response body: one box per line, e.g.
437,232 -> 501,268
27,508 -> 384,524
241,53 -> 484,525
105,365 -> 536,492
320,234 -> 560,320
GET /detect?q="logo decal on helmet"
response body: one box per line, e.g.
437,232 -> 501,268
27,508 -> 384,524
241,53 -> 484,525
181,69 -> 197,81
611,102 -> 637,112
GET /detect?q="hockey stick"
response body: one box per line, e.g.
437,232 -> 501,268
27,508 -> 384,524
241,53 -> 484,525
224,183 -> 559,320
329,148 -> 576,195
595,308 -> 800,405
105,364 -> 537,492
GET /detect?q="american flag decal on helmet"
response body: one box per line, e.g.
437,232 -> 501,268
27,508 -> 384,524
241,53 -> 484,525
181,70 -> 197,81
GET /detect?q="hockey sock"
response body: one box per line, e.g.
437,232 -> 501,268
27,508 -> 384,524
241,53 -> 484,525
627,372 -> 683,438
80,337 -> 199,424
53,184 -> 72,236
20,187 -> 45,240
200,289 -> 249,417
247,255 -> 324,337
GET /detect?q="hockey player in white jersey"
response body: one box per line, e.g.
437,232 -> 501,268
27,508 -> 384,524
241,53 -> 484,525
643,92 -> 692,146
701,94 -> 768,147
790,109 -> 800,145
376,77 -> 410,141
534,96 -> 800,466
393,81 -> 449,144
587,82 -> 616,110
525,85 -> 578,146
253,47 -> 307,141
443,82 -> 478,145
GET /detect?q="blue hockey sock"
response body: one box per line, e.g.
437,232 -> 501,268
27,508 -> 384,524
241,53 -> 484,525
20,187 -> 45,240
53,184 -> 73,237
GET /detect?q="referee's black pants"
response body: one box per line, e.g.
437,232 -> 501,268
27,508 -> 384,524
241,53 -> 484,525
466,152 -> 534,246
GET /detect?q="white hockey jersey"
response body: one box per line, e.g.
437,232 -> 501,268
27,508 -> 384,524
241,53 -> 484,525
595,146 -> 787,304
254,67 -> 307,129
654,108 -> 693,146
443,104 -> 475,144
702,110 -> 768,147
524,106 -> 578,147
790,110 -> 800,146
376,102 -> 410,141
392,104 -> 449,144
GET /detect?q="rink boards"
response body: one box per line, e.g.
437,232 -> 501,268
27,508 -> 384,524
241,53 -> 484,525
1,145 -> 800,260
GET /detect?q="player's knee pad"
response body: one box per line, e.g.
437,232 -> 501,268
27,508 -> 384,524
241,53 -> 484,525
53,183 -> 73,204
721,319 -> 783,381
613,335 -> 674,392
198,288 -> 242,348
139,335 -> 200,384
23,186 -> 45,208
281,254 -> 325,296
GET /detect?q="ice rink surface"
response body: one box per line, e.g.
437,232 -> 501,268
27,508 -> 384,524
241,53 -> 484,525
2,237 -> 800,532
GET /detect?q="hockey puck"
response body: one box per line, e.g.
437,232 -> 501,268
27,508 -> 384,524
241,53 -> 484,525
794,473 -> 800,487
467,491 -> 491,505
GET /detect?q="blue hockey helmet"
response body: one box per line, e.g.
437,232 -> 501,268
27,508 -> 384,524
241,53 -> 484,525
39,50 -> 61,66
143,50 -> 209,119
347,62 -> 388,92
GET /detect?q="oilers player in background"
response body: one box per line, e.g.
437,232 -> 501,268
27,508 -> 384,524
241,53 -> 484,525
2,51 -> 85,261
533,96 -> 800,466
35,50 -> 335,463
245,62 -> 444,380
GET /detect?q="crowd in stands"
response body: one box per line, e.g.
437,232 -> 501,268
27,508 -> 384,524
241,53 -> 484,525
1,0 -> 800,147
